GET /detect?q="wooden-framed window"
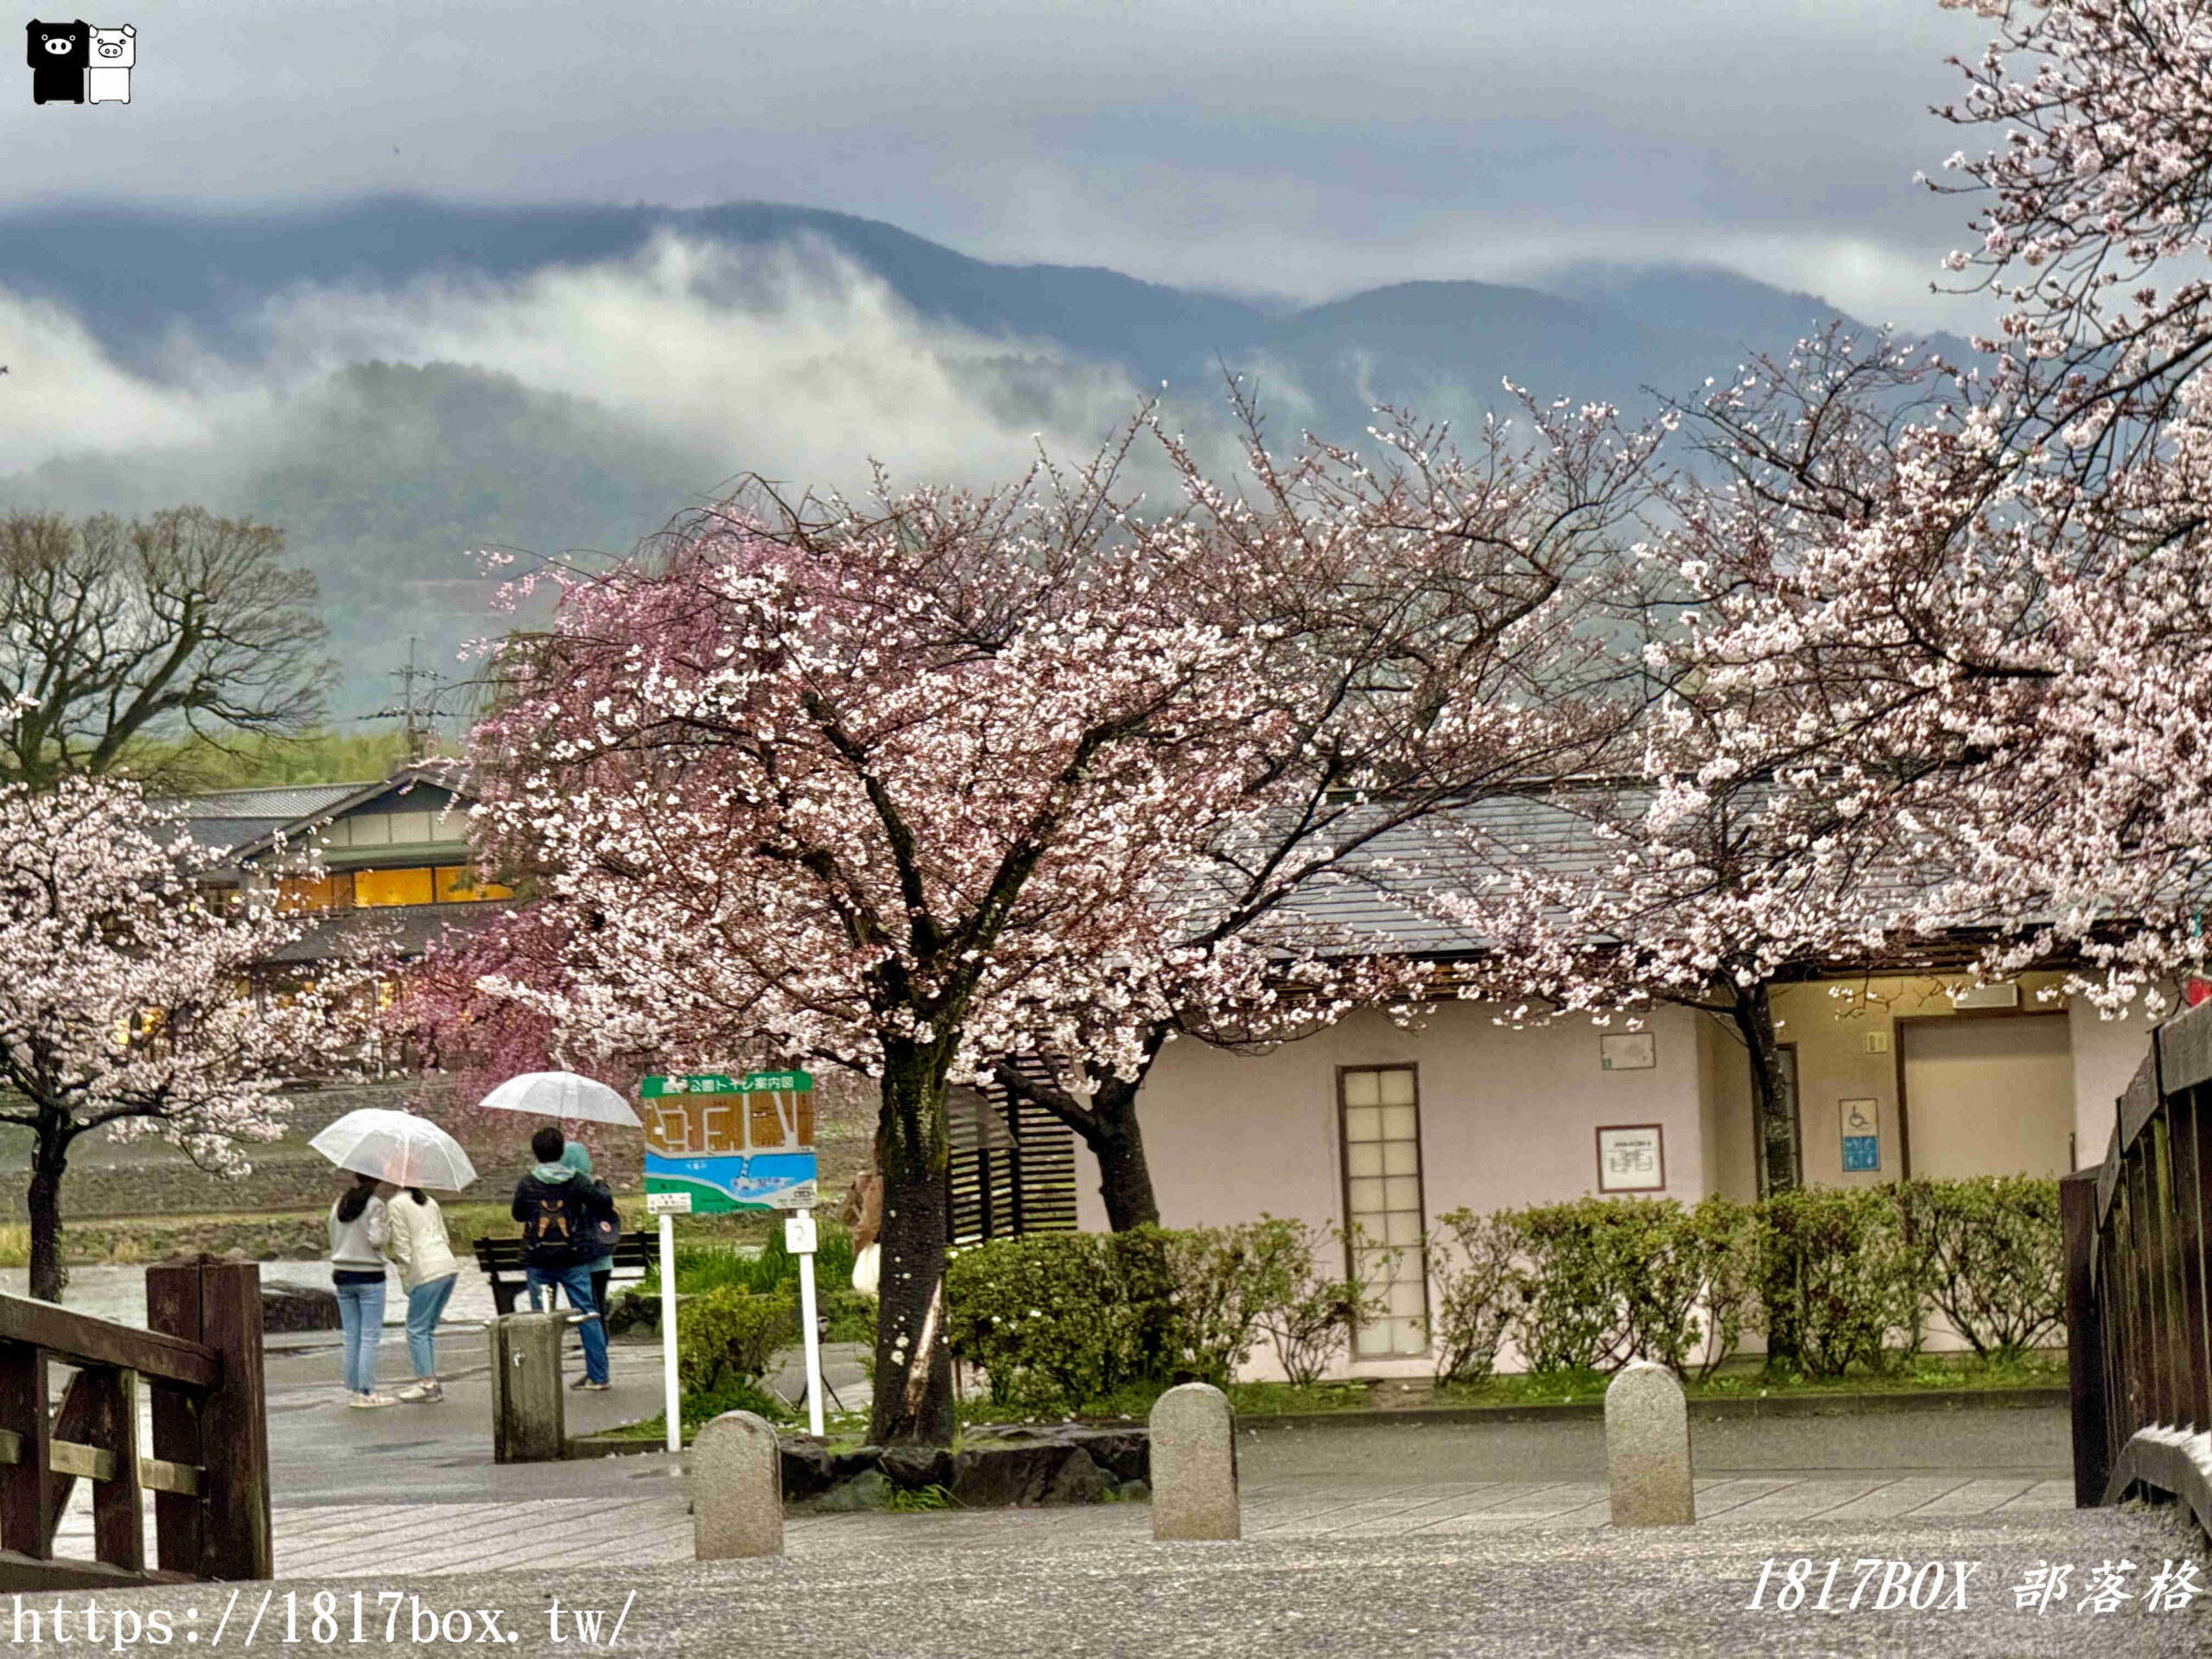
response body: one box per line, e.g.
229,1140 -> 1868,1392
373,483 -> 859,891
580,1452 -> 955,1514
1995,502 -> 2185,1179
1338,1064 -> 1428,1357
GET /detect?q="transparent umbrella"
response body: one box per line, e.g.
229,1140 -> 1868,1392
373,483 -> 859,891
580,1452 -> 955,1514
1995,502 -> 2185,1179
308,1108 -> 479,1192
477,1071 -> 642,1128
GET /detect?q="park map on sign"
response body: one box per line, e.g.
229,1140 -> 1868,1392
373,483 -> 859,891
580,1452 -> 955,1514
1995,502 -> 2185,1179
641,1071 -> 818,1213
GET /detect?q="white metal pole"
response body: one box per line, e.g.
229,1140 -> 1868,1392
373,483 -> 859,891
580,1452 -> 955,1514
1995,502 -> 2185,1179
658,1211 -> 680,1453
798,1245 -> 824,1436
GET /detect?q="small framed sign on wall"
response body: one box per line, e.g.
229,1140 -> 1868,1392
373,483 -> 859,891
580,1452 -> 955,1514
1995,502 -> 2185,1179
1596,1123 -> 1666,1192
1599,1032 -> 1656,1071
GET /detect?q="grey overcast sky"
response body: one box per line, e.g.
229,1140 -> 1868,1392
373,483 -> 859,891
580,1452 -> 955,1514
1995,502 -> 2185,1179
8,0 -> 1996,328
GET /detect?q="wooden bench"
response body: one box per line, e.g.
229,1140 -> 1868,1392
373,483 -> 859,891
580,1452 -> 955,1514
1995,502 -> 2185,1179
471,1233 -> 656,1317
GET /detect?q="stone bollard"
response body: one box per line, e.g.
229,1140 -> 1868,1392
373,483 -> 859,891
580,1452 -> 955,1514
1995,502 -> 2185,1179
1149,1382 -> 1239,1541
1604,1360 -> 1694,1527
692,1410 -> 784,1560
488,1313 -> 568,1464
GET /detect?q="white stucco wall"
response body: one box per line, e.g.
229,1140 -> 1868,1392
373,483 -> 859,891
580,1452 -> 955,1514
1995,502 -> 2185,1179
2069,995 -> 2164,1170
1080,1000 -> 1708,1375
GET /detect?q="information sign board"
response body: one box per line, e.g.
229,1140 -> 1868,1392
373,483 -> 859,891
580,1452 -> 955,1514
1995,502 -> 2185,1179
642,1071 -> 817,1212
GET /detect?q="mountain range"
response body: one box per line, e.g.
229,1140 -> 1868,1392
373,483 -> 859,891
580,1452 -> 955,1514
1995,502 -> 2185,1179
0,197 -> 1965,717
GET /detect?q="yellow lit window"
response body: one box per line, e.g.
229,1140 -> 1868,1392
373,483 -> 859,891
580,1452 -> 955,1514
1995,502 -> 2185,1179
353,867 -> 436,907
433,865 -> 515,904
277,872 -> 351,912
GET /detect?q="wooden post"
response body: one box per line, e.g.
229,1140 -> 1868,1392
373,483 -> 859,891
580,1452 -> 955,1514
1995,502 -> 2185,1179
2167,1090 -> 2212,1432
84,1368 -> 144,1572
491,1313 -> 568,1464
40,1372 -> 94,1552
196,1262 -> 271,1581
0,1344 -> 51,1557
2061,1170 -> 2111,1507
2128,1154 -> 2159,1432
143,1259 -> 207,1577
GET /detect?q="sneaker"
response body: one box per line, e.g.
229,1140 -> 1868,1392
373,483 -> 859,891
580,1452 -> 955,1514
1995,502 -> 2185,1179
581,1380 -> 613,1392
348,1391 -> 399,1409
569,1373 -> 592,1389
397,1382 -> 444,1404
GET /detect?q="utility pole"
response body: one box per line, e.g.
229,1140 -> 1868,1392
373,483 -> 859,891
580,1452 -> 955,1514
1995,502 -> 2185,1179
359,638 -> 446,764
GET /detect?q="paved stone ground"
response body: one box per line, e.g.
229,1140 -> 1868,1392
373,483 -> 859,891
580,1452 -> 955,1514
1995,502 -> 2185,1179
45,1394 -> 2107,1568
34,1374 -> 2212,1656
72,1502 -> 2212,1656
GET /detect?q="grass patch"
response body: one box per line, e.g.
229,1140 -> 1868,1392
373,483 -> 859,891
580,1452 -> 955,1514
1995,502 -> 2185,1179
598,1379 -> 794,1446
884,1484 -> 959,1512
607,1228 -> 874,1343
947,1349 -> 2070,1425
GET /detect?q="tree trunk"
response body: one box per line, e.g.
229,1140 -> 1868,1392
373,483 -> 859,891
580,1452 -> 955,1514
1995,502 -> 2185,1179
1081,1077 -> 1161,1231
27,1131 -> 69,1303
869,1043 -> 956,1447
1731,982 -> 1802,1370
1737,983 -> 1800,1199
992,1044 -> 1166,1232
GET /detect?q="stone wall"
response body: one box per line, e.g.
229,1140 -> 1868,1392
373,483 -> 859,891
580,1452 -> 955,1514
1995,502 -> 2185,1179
0,1077 -> 647,1223
0,1073 -> 872,1223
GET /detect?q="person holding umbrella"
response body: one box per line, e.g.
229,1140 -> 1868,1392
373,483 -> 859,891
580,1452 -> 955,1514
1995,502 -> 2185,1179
308,1107 -> 480,1411
328,1171 -> 396,1408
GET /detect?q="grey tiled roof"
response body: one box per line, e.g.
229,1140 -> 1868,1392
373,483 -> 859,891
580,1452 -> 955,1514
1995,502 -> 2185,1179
169,782 -> 365,822
1186,791 -> 1618,957
155,762 -> 474,863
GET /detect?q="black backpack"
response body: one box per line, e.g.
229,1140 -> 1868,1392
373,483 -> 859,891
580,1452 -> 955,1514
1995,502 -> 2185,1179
588,1179 -> 622,1255
522,1180 -> 592,1266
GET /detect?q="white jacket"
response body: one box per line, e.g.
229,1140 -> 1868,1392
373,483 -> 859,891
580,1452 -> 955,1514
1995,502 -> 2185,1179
383,1191 -> 460,1292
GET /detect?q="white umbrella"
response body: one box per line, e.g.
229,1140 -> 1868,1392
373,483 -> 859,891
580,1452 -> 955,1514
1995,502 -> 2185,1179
477,1071 -> 642,1128
308,1108 -> 479,1192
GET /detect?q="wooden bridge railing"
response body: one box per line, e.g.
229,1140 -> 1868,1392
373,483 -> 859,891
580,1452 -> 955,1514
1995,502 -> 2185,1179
0,1256 -> 270,1590
2062,1000 -> 2212,1536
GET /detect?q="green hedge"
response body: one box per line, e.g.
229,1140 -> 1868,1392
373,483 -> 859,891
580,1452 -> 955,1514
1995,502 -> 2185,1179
942,1178 -> 2063,1408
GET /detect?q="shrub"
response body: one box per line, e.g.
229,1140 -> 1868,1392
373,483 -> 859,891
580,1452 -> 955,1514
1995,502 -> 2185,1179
684,1377 -> 791,1430
1900,1176 -> 2065,1360
1426,1208 -> 1523,1383
1510,1199 -> 1633,1373
943,1219 -> 1375,1407
676,1287 -> 800,1393
1161,1217 -> 1325,1384
944,1231 -> 1174,1412
1682,1194 -> 1759,1381
1757,1185 -> 1921,1379
1254,1217 -> 1376,1385
820,1287 -> 878,1344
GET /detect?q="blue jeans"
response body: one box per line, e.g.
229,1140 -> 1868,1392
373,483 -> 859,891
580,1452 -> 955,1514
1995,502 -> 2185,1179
406,1274 -> 458,1378
524,1262 -> 608,1385
334,1277 -> 386,1395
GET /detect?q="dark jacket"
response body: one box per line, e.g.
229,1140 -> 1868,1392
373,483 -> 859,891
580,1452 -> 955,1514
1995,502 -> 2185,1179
511,1166 -> 613,1270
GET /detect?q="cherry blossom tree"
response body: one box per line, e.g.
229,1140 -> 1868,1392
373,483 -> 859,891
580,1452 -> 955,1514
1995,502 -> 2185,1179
1909,0 -> 2212,1008
988,386 -> 1662,1229
1611,2 -> 2212,1030
0,778 -> 371,1300
380,903 -> 652,1166
459,436 -> 1294,1446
